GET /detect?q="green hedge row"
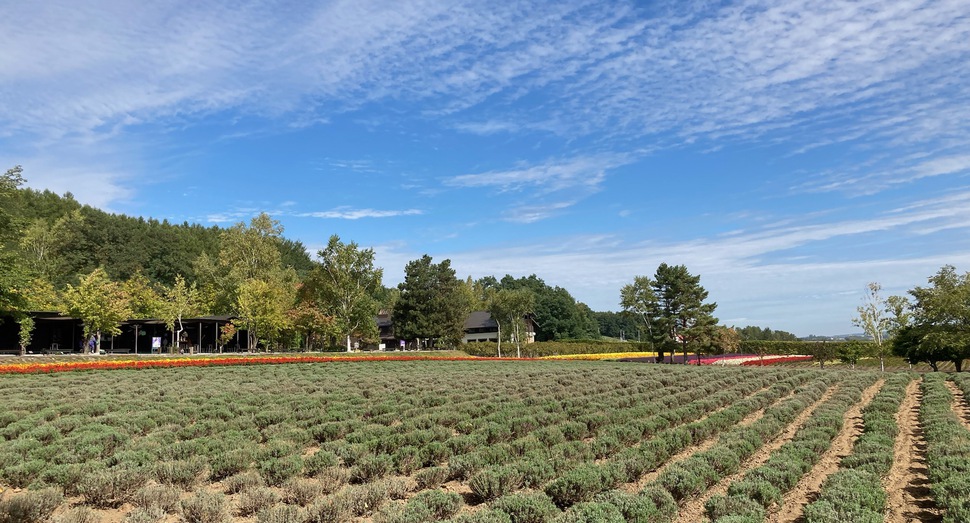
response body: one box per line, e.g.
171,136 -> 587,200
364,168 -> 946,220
802,372 -> 914,522
705,372 -> 880,521
920,374 -> 970,523
462,339 -> 858,357
739,340 -> 862,356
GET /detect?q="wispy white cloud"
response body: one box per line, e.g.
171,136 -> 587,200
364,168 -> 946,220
298,208 -> 423,220
5,1 -> 965,148
447,154 -> 630,193
3,0 -> 969,203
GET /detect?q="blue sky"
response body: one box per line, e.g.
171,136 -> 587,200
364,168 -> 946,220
3,0 -> 969,336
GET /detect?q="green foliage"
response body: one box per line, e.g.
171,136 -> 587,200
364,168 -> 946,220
552,501 -> 625,523
593,311 -> 641,339
545,464 -> 618,508
893,265 -> 970,371
736,325 -> 799,341
919,375 -> 970,522
302,235 -> 382,350
487,287 -> 536,358
62,267 -> 133,352
620,263 -> 718,361
487,274 -> 599,341
394,255 -> 469,346
470,465 -> 524,502
491,492 -> 561,523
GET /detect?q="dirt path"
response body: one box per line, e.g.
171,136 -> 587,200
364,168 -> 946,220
767,379 -> 885,523
944,380 -> 970,432
674,383 -> 839,523
884,377 -> 943,523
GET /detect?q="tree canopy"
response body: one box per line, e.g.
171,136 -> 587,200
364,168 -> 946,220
892,265 -> 970,371
621,263 -> 718,363
394,255 -> 469,347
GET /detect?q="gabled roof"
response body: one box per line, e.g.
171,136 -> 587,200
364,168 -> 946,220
464,311 -> 497,330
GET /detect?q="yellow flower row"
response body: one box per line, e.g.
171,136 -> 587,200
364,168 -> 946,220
540,352 -> 658,360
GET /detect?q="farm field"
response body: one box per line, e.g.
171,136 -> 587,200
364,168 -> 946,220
1,361 -> 969,523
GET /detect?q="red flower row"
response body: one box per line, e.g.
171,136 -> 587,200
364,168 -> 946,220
740,355 -> 814,366
0,355 -> 522,375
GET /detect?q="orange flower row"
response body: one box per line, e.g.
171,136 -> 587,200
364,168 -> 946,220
0,355 -> 525,375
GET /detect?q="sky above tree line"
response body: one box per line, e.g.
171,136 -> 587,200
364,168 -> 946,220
2,0 -> 969,336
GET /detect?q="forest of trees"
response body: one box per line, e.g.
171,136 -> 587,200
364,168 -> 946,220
0,167 -> 603,354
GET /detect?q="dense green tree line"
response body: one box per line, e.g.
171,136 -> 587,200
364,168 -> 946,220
0,167 -> 606,354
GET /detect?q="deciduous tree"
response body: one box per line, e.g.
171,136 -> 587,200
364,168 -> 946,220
162,275 -> 199,354
896,265 -> 970,371
304,235 -> 382,352
852,282 -> 891,371
62,268 -> 132,354
487,288 -> 535,358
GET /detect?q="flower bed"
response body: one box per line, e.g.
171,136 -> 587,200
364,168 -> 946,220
544,352 -> 812,365
0,355 -> 517,375
739,355 -> 813,366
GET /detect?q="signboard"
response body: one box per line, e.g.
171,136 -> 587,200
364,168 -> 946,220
152,337 -> 161,349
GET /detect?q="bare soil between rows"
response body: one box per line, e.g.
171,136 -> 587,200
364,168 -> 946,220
944,380 -> 970,432
884,377 -> 943,523
674,383 -> 840,523
767,379 -> 885,523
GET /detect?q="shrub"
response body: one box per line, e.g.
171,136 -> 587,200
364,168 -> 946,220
409,490 -> 462,520
53,507 -> 101,523
447,509 -> 513,523
393,446 -> 422,475
515,457 -> 557,488
491,492 -> 561,523
552,501 -> 625,523
154,458 -> 205,489
284,477 -> 326,506
342,482 -> 390,517
223,471 -> 265,494
0,488 -> 64,523
236,487 -> 280,517
414,466 -> 450,490
384,477 -> 414,500
180,491 -> 228,523
351,453 -> 393,483
704,494 -> 766,521
316,466 -> 350,494
132,484 -> 181,513
545,464 -> 617,508
256,504 -> 306,523
78,468 -> 148,508
305,495 -> 352,523
257,455 -> 303,486
594,488 -> 677,522
469,466 -> 524,502
123,508 -> 165,523
304,450 -> 339,477
208,449 -> 252,481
